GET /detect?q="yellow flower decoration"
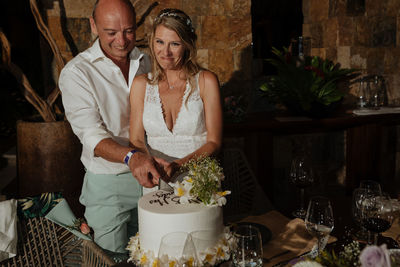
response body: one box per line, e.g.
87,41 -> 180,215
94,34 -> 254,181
152,259 -> 159,267
140,254 -> 147,265
169,260 -> 176,267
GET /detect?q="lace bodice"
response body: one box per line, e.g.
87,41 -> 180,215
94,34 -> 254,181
143,72 -> 207,161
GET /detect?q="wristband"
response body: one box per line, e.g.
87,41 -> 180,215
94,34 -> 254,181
124,149 -> 138,165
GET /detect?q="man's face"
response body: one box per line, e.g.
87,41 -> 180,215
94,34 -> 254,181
90,1 -> 136,62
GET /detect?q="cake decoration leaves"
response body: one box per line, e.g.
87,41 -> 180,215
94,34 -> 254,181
172,155 -> 231,206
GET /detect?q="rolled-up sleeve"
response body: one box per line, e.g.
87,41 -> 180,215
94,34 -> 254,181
59,66 -> 111,155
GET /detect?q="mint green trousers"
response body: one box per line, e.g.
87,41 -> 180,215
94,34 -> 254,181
79,171 -> 142,253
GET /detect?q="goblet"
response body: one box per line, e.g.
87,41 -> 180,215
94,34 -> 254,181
359,180 -> 382,194
232,224 -> 263,267
361,192 -> 394,245
305,196 -> 334,256
351,187 -> 369,242
290,157 -> 314,219
158,232 -> 198,267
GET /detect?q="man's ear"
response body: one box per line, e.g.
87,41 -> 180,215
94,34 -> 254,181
90,16 -> 98,35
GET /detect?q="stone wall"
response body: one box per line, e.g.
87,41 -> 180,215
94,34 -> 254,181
302,0 -> 400,105
42,0 -> 252,92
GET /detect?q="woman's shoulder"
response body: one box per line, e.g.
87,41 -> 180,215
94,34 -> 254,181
198,70 -> 218,81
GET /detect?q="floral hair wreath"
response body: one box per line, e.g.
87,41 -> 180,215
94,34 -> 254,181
155,10 -> 195,33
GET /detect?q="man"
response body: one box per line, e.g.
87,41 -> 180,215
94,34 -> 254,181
59,0 -> 162,256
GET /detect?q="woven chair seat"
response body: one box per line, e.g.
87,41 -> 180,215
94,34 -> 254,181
0,217 -> 115,267
222,147 -> 274,222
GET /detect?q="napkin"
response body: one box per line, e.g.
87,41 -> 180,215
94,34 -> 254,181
0,199 -> 17,261
45,199 -> 91,241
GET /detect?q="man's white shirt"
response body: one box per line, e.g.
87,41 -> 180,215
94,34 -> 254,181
59,39 -> 151,174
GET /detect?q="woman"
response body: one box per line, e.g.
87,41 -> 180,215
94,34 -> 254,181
129,8 -> 222,189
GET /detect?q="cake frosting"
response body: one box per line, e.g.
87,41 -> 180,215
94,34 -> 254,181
127,190 -> 233,266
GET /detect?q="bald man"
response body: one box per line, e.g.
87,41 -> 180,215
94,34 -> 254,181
59,0 -> 161,256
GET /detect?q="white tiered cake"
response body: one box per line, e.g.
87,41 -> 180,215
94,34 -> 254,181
138,190 -> 224,255
127,156 -> 232,266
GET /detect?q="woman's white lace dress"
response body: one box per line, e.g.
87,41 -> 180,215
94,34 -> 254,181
143,72 -> 207,162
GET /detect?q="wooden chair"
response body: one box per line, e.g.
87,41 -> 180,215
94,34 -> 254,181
0,217 -> 115,267
222,147 -> 274,223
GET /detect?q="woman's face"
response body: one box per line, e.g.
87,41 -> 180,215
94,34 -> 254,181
153,25 -> 185,70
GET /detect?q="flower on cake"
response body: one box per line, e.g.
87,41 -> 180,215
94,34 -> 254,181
172,156 -> 231,206
359,244 -> 391,267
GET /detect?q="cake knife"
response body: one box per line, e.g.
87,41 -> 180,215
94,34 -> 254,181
158,176 -> 174,192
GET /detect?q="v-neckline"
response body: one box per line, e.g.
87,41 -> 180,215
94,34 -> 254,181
156,82 -> 189,134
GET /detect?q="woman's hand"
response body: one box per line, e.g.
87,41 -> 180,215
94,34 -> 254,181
154,157 -> 181,181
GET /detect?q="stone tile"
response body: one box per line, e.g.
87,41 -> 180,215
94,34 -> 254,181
182,0 -> 210,16
385,0 -> 400,16
325,47 -> 337,62
371,17 -> 396,47
365,0 -> 382,17
329,0 -> 346,18
366,48 -> 385,74
338,17 -> 355,46
310,23 -> 323,48
230,0 -> 251,18
350,46 -> 367,70
208,49 -> 234,83
302,0 -> 311,24
324,18 -> 338,48
354,17 -> 372,47
228,16 -> 252,50
384,48 -> 400,74
337,46 -> 351,68
346,0 -> 365,16
311,48 -> 326,59
310,0 -> 329,22
385,74 -> 400,105
197,49 -> 209,69
66,18 -> 92,53
200,15 -> 229,49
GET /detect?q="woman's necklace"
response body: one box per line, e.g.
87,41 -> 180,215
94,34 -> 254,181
165,74 -> 184,90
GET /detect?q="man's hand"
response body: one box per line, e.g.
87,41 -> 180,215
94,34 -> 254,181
154,157 -> 181,180
128,152 -> 161,188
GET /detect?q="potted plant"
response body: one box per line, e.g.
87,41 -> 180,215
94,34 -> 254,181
260,47 -> 358,118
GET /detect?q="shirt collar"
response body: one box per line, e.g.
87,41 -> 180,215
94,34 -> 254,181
89,39 -> 143,63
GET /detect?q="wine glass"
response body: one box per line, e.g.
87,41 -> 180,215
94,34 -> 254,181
290,157 -> 314,219
351,187 -> 370,242
360,192 -> 394,245
359,180 -> 382,194
232,224 -> 263,267
305,196 -> 334,256
190,230 -> 219,265
158,232 -> 198,267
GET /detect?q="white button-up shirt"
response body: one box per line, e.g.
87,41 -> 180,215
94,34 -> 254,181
59,39 -> 151,174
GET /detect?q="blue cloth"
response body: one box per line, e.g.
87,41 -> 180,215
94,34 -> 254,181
80,171 -> 142,253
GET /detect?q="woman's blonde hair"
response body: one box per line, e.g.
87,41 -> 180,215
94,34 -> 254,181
148,8 -> 201,90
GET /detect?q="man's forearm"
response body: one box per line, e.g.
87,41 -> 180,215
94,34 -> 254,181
94,138 -> 132,163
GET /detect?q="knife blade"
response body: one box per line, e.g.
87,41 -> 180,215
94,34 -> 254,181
158,176 -> 174,192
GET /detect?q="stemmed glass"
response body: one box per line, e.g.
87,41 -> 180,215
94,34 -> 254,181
351,187 -> 370,242
359,179 -> 382,193
158,232 -> 198,267
360,192 -> 394,245
305,196 -> 334,256
232,224 -> 263,267
290,157 -> 314,219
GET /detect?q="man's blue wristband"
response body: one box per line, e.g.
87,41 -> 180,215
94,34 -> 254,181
124,149 -> 138,165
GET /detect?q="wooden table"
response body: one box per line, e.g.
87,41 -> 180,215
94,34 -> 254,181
112,209 -> 399,267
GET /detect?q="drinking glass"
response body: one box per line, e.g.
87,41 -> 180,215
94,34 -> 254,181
158,232 -> 198,267
361,192 -> 394,245
359,180 -> 382,194
191,230 -> 219,264
305,196 -> 334,256
351,187 -> 369,242
232,224 -> 263,267
290,157 -> 314,219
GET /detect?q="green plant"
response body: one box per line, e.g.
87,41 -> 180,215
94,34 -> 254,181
260,47 -> 357,115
